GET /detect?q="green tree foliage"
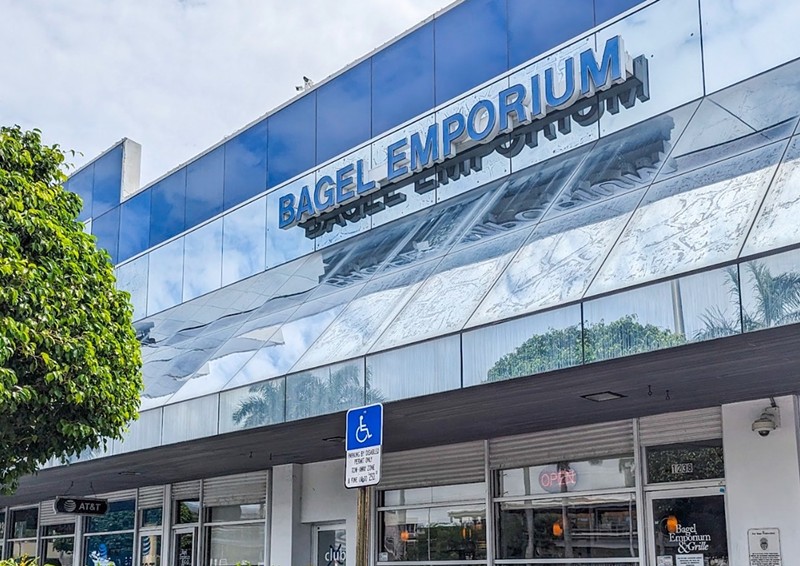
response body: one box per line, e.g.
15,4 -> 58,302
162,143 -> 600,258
0,126 -> 142,493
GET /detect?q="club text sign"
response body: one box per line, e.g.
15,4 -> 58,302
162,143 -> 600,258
54,497 -> 108,516
278,34 -> 649,235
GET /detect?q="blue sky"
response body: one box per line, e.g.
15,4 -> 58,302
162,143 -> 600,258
0,0 -> 453,185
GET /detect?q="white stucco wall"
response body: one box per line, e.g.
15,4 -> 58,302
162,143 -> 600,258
301,459 -> 358,566
722,395 -> 800,565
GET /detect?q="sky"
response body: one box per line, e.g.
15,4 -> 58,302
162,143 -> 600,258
0,0 -> 454,186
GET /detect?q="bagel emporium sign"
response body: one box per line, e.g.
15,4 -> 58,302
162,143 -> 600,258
278,35 -> 651,238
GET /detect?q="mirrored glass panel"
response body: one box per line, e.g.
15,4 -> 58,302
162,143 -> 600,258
113,408 -> 162,454
434,0 -> 508,105
366,335 -> 460,403
186,146 -> 224,228
92,207 -> 120,265
313,146 -> 373,249
147,237 -> 185,315
222,285 -> 363,390
268,92 -> 316,187
507,37 -> 599,173
162,394 -> 219,444
701,0 -> 800,93
740,248 -> 800,332
597,0 -> 703,135
434,78 -> 510,204
316,59 -> 371,164
584,267 -> 741,363
118,189 -> 151,262
116,254 -> 148,321
149,168 -> 187,246
373,230 -> 530,352
183,219 -> 223,301
266,173 -> 315,266
382,483 -> 487,507
286,359 -> 365,421
744,135 -> 800,255
469,190 -> 643,327
222,196 -> 267,286
294,260 -> 439,371
463,304 -> 582,387
224,118 -> 268,210
219,377 -> 285,434
371,22 -> 435,135
591,141 -> 785,295
92,145 -> 123,218
507,0 -> 593,68
544,103 -> 697,221
68,163 -> 94,221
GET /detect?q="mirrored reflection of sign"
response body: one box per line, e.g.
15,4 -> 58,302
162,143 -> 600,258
748,528 -> 782,566
317,529 -> 346,566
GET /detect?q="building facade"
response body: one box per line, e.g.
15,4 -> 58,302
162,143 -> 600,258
4,0 -> 800,565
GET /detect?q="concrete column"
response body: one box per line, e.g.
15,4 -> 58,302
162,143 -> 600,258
270,463 -> 311,566
722,395 -> 800,564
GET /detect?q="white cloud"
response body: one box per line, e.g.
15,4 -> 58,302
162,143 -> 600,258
0,0 -> 453,184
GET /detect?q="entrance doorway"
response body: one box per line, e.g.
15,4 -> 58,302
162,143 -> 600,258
646,488 -> 729,566
173,528 -> 196,566
313,523 -> 346,566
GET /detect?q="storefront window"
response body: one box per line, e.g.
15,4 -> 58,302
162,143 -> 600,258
140,534 -> 161,566
496,494 -> 639,561
498,457 -> 636,497
42,523 -> 76,566
646,440 -> 724,484
651,494 -> 728,565
7,507 -> 37,558
140,507 -> 163,528
83,500 -> 135,566
175,500 -> 200,524
205,503 -> 265,566
378,483 -> 487,563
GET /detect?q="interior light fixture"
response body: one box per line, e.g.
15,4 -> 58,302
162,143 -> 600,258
581,391 -> 627,402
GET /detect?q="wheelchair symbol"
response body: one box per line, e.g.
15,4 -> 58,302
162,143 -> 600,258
355,415 -> 372,444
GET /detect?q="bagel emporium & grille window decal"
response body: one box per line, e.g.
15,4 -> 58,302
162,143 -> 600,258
277,35 -> 650,238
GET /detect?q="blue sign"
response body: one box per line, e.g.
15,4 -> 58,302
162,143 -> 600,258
277,35 -> 645,230
346,403 -> 383,451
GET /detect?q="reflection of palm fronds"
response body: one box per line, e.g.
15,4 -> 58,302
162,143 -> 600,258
232,381 -> 284,428
744,262 -> 800,329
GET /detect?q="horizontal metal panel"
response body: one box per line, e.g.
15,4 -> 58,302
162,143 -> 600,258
172,480 -> 201,501
639,407 -> 722,446
203,471 -> 268,506
96,489 -> 137,502
489,421 -> 634,469
379,441 -> 486,490
40,500 -> 76,526
138,485 -> 165,509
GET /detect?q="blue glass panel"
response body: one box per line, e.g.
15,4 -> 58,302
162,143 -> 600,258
118,189 -> 151,262
594,0 -> 645,24
267,92 -> 316,187
68,164 -> 94,221
434,0 -> 508,104
508,0 -> 594,68
316,60 -> 372,164
185,146 -> 224,229
92,145 -> 123,217
372,23 -> 435,135
223,119 -> 268,210
92,206 -> 120,264
149,168 -> 186,246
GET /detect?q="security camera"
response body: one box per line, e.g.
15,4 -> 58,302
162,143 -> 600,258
752,406 -> 780,437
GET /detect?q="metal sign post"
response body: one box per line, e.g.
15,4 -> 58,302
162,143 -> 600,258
345,403 -> 383,566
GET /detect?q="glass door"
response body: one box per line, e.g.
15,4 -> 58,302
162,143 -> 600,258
313,523 -> 346,566
173,529 -> 196,566
646,487 -> 729,566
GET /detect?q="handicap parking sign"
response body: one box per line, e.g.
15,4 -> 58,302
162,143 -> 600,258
345,403 -> 383,488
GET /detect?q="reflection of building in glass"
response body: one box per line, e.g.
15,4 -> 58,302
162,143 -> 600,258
7,1 -> 800,565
